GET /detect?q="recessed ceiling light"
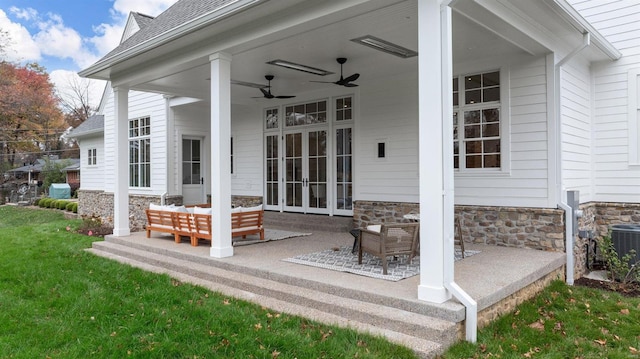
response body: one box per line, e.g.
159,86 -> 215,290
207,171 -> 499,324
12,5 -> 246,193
351,35 -> 418,58
266,59 -> 333,76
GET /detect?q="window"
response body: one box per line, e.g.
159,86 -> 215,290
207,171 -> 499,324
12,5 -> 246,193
285,100 -> 327,126
87,148 -> 97,166
129,116 -> 151,187
265,108 -> 278,130
453,71 -> 501,169
336,96 -> 352,121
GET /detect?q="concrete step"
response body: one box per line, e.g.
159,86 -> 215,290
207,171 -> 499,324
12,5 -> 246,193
89,239 -> 459,358
263,211 -> 353,233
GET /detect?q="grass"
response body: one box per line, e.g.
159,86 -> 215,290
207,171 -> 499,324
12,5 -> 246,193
0,206 -> 418,358
442,280 -> 640,358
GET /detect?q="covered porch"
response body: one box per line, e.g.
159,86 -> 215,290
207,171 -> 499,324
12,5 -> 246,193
90,224 -> 565,355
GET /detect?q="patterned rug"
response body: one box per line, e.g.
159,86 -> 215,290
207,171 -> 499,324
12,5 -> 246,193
232,229 -> 311,246
283,246 -> 481,281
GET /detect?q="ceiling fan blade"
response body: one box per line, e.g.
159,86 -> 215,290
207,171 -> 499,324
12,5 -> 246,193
343,73 -> 360,83
343,83 -> 359,87
275,95 -> 296,99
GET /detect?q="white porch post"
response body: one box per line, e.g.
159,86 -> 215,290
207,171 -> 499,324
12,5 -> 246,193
112,86 -> 130,237
417,0 -> 451,303
209,52 -> 233,258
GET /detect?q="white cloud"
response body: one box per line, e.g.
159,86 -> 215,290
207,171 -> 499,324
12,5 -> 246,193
9,6 -> 38,21
112,0 -> 177,18
0,9 -> 41,63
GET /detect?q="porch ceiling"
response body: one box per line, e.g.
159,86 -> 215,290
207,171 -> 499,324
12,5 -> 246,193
114,0 -> 592,103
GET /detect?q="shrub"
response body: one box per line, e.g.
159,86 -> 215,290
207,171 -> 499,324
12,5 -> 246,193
598,233 -> 640,286
41,198 -> 53,208
71,202 -> 78,213
65,202 -> 74,211
57,200 -> 69,210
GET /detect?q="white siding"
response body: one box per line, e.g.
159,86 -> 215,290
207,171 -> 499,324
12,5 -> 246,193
356,72 -> 419,203
560,57 -> 593,201
570,0 -> 640,203
457,57 -> 551,207
171,102 -> 263,198
354,56 -> 553,207
102,88 -> 167,195
77,135 -> 104,191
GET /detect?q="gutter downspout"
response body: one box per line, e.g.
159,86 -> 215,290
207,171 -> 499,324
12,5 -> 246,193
555,32 -> 590,286
440,1 -> 478,342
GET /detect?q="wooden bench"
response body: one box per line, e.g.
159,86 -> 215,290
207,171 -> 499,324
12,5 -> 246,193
145,206 -> 264,247
192,209 -> 264,246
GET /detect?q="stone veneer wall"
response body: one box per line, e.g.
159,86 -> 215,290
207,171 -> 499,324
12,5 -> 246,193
79,191 -> 265,232
353,201 -> 566,251
78,190 -> 182,232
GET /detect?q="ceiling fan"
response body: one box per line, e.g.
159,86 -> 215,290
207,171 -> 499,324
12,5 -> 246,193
311,58 -> 359,87
254,75 -> 295,99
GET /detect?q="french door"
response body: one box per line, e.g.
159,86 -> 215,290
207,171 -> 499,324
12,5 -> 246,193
182,137 -> 205,205
283,128 -> 328,214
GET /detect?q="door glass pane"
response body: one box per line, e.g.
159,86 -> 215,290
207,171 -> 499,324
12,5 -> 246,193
265,135 -> 279,206
335,128 -> 352,210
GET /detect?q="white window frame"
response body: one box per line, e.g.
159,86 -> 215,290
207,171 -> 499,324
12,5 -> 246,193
453,68 -> 510,174
129,116 -> 151,188
87,148 -> 97,166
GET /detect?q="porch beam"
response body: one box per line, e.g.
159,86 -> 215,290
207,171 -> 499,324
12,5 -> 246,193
417,0 -> 451,303
209,52 -> 234,258
112,86 -> 130,236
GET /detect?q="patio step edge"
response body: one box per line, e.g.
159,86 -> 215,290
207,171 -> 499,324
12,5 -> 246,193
102,234 -> 467,323
89,241 -> 459,351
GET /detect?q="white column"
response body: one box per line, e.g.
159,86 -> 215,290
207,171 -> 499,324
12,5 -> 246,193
112,87 -> 130,236
417,0 -> 451,303
209,52 -> 233,258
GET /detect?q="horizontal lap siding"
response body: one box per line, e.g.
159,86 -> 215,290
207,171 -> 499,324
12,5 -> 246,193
356,73 -> 418,203
560,59 -> 593,201
570,0 -> 640,203
356,57 -> 552,208
102,90 -> 167,194
172,103 -> 263,197
457,57 -> 551,208
77,135 -> 104,190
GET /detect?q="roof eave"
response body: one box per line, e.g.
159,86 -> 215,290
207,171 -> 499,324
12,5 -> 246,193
547,0 -> 622,61
79,0 -> 266,79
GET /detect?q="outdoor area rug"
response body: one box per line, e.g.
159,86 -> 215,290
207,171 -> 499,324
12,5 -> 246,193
232,229 -> 311,246
283,246 -> 481,281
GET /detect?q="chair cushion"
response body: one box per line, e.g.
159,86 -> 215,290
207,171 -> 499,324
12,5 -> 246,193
366,224 -> 381,233
231,206 -> 243,213
243,204 -> 263,212
194,206 -> 212,215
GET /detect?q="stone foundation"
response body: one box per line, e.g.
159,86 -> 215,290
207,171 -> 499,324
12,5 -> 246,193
77,190 -> 182,232
79,191 -> 265,232
354,201 -> 566,251
456,266 -> 565,338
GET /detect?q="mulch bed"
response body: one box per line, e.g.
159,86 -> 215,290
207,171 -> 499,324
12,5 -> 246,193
574,276 -> 640,297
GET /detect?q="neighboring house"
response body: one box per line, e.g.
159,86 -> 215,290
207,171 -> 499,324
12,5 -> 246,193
76,0 -> 640,315
7,157 -> 80,193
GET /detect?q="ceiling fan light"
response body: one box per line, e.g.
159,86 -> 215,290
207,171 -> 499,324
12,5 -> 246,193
267,59 -> 333,76
351,35 -> 418,58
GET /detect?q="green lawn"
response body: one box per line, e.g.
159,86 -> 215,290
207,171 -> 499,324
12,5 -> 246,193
442,278 -> 640,358
0,206 -> 418,358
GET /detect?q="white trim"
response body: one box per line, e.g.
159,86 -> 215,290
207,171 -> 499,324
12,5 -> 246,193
629,68 -> 640,166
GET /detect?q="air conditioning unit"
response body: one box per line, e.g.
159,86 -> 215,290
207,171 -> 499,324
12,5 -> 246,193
611,224 -> 640,264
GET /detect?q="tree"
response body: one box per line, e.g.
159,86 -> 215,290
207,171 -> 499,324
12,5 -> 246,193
58,75 -> 97,128
0,62 -> 67,168
41,157 -> 71,191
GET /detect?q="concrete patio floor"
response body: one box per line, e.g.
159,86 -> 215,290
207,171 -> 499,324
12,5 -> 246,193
102,227 -> 566,321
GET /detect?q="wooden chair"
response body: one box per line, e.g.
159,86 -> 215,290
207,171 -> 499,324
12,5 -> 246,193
358,223 -> 420,275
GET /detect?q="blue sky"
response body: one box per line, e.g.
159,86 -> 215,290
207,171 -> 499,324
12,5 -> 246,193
0,0 -> 178,106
